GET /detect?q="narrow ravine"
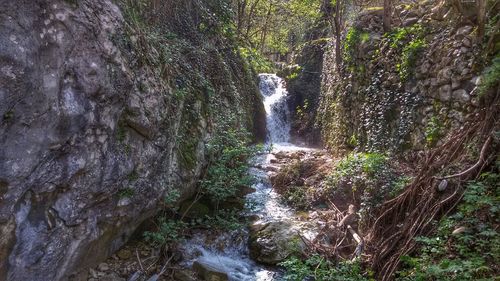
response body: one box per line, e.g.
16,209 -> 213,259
178,74 -> 317,281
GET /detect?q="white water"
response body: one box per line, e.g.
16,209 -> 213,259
180,74 -> 303,281
259,74 -> 291,145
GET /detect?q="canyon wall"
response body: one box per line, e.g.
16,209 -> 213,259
0,0 -> 264,280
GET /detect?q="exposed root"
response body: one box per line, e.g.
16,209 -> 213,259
367,90 -> 500,280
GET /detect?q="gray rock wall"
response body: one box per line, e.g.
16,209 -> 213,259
0,0 -> 263,280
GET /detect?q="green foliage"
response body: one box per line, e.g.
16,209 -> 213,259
398,38 -> 426,81
397,171 -> 500,280
280,255 -> 371,281
144,218 -> 187,246
282,185 -> 309,209
425,116 -> 443,147
164,189 -> 181,208
343,27 -> 370,70
326,153 -> 406,223
236,0 -> 321,57
239,47 -> 274,73
389,175 -> 413,197
202,209 -> 243,231
479,55 -> 500,96
386,24 -> 426,81
201,125 -> 260,205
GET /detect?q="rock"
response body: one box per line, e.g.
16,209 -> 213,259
462,37 -> 471,48
192,260 -> 229,281
117,249 -> 133,260
471,76 -> 482,86
97,263 -> 110,272
438,85 -> 452,101
455,26 -> 473,39
452,89 -> 470,103
100,273 -> 125,281
249,221 -> 306,265
437,180 -> 448,192
173,270 -> 197,281
89,269 -> 99,279
403,17 -> 419,26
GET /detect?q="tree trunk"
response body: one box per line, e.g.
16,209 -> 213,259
383,0 -> 392,32
477,0 -> 486,40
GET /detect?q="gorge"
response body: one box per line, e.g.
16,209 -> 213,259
0,0 -> 498,280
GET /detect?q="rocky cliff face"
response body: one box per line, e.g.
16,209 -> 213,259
0,0 -> 263,280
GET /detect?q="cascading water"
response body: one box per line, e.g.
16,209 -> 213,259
258,74 -> 291,144
180,74 -> 299,281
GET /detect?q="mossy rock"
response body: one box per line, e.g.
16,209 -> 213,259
249,221 -> 306,265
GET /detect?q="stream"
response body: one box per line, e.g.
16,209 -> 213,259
179,74 -> 314,280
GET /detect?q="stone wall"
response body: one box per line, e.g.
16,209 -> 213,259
318,1 -> 485,153
0,0 -> 264,280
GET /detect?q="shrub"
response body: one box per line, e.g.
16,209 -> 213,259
144,218 -> 187,246
201,124 -> 261,206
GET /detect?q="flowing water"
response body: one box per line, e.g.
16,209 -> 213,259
181,74 -> 306,281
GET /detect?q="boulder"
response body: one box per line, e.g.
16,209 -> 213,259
249,221 -> 306,265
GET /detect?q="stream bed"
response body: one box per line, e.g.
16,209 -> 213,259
178,74 -> 316,280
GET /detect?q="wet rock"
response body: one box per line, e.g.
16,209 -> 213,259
117,249 -> 132,260
192,260 -> 229,281
249,221 -> 306,265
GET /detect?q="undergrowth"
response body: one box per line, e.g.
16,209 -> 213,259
397,169 -> 500,280
280,254 -> 372,281
325,152 -> 410,225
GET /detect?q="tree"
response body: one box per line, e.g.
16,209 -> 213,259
383,0 -> 392,32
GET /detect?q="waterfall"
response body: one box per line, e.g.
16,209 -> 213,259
258,74 -> 291,144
